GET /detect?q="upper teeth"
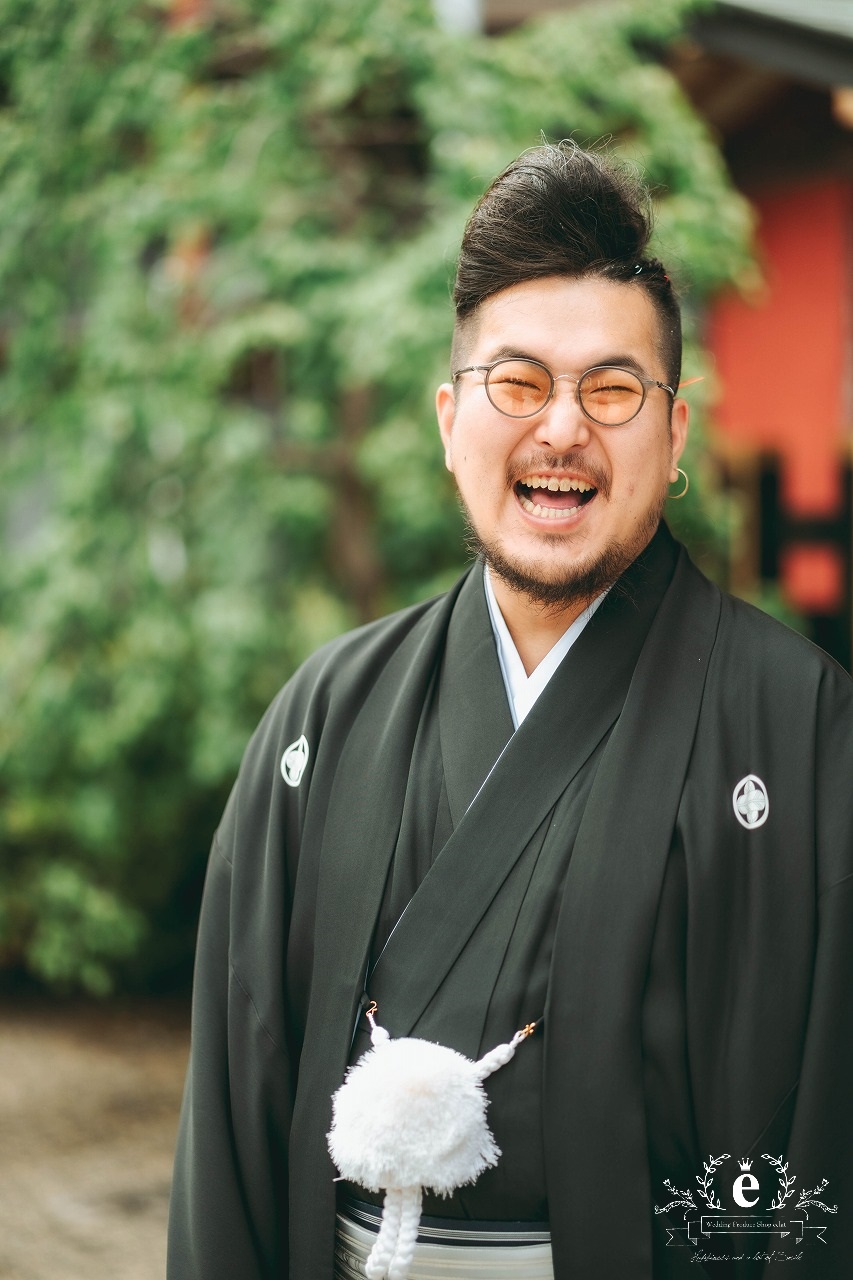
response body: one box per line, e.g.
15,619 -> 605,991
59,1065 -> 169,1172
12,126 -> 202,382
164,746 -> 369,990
519,475 -> 594,492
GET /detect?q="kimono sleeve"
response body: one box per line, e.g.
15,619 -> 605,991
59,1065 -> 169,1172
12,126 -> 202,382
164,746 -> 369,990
765,664 -> 853,1279
168,685 -> 309,1279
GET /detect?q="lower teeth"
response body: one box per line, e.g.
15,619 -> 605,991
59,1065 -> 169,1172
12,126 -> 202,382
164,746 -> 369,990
518,494 -> 585,519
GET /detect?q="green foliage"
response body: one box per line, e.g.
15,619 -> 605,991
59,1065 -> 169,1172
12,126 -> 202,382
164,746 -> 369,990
0,0 -> 752,992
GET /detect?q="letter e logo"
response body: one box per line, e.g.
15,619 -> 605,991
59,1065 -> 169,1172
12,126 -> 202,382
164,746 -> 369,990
733,1173 -> 760,1208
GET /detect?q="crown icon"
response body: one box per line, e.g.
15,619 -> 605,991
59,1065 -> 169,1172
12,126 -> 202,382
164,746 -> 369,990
738,1158 -> 753,1172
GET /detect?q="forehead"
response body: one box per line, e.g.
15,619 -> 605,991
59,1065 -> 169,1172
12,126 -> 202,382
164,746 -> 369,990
470,275 -> 663,372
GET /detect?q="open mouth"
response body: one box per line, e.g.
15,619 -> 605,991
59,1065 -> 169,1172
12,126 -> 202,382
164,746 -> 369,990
514,473 -> 598,521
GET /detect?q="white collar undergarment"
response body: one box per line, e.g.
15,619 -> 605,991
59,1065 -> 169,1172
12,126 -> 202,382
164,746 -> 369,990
483,564 -> 607,729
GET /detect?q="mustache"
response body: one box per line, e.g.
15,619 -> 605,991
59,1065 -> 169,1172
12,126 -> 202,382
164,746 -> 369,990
506,452 -> 610,499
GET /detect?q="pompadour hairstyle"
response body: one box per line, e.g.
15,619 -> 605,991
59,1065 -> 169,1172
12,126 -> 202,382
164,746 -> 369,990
452,141 -> 682,389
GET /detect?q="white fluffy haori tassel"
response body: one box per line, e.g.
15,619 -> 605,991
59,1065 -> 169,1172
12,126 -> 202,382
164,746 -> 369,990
327,1003 -> 537,1280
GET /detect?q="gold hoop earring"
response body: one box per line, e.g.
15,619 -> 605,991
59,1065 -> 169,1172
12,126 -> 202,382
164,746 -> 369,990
669,467 -> 689,500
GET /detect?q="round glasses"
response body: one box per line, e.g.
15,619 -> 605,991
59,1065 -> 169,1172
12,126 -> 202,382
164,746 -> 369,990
453,357 -> 675,426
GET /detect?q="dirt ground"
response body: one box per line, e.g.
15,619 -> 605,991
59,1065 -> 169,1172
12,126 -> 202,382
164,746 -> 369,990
0,996 -> 190,1280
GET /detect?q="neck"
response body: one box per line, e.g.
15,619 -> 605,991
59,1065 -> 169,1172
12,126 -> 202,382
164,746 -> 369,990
489,575 -> 591,676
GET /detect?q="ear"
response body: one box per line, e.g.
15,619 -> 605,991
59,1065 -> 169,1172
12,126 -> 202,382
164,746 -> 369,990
669,396 -> 689,480
435,382 -> 456,472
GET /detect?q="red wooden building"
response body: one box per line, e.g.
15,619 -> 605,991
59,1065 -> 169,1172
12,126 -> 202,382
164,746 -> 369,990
678,0 -> 853,668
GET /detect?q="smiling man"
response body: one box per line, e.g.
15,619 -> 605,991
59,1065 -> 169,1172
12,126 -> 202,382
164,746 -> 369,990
437,271 -> 687,672
169,143 -> 853,1280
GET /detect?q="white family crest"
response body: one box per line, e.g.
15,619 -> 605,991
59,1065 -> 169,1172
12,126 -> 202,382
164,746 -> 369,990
732,774 -> 769,829
281,734 -> 310,788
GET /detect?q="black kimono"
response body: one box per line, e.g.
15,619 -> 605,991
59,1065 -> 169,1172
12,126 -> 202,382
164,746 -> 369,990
168,527 -> 853,1279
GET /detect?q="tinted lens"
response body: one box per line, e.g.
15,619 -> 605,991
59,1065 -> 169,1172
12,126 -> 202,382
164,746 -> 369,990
485,359 -> 552,417
579,367 -> 645,424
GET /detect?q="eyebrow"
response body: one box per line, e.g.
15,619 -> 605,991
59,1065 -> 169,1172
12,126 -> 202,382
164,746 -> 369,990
481,346 -> 652,376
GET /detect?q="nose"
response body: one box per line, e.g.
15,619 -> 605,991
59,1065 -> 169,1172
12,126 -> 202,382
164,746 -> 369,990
529,376 -> 592,453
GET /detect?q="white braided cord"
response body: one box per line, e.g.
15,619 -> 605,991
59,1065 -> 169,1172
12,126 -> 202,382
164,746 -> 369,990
473,1038 -> 518,1081
365,1187 -> 402,1278
388,1186 -> 421,1280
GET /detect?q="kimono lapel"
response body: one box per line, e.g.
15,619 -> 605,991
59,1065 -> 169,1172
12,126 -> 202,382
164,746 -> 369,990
544,548 -> 721,1280
437,565 -> 514,827
369,530 -> 680,1039
298,579 -> 467,1037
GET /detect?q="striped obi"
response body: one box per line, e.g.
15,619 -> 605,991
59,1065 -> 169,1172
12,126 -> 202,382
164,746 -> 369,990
335,1200 -> 554,1279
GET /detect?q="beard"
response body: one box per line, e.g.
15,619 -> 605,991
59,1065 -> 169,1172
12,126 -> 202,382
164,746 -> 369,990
461,462 -> 668,613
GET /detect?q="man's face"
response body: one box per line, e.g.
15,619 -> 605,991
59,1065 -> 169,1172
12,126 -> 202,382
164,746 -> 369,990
436,275 -> 688,609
